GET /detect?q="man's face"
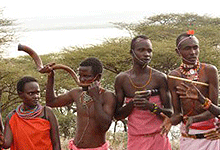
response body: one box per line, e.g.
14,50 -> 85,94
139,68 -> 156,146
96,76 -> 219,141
78,66 -> 96,84
19,82 -> 40,108
178,36 -> 200,64
133,38 -> 153,65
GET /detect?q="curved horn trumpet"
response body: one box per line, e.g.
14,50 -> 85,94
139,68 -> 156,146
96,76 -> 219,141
18,44 -> 43,71
18,44 -> 83,86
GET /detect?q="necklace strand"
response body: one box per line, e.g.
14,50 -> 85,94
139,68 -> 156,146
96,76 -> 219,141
128,67 -> 152,89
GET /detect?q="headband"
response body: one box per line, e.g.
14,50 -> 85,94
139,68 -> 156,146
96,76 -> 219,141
177,30 -> 195,50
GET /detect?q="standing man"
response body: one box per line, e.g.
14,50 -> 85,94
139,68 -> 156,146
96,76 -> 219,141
114,35 -> 172,150
44,57 -> 116,150
163,31 -> 220,149
0,76 -> 61,150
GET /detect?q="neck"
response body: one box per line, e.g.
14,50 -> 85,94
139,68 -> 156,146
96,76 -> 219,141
22,104 -> 38,111
132,63 -> 149,74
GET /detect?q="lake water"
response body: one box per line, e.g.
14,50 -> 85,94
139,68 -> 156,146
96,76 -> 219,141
3,27 -> 130,58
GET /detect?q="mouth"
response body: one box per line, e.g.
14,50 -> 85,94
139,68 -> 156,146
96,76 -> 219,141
142,58 -> 151,63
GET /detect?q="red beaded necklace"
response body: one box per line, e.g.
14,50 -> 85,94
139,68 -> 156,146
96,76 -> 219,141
179,61 -> 200,81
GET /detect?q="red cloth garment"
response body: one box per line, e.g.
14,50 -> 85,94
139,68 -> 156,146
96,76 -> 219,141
68,139 -> 109,150
125,95 -> 171,150
9,113 -> 53,150
188,118 -> 216,130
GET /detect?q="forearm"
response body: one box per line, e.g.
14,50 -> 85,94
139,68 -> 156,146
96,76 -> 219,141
208,104 -> 220,117
114,101 -> 134,120
192,111 -> 214,123
46,73 -> 56,106
170,114 -> 183,125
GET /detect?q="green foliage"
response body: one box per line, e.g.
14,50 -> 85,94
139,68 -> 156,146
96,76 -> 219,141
114,13 -> 220,73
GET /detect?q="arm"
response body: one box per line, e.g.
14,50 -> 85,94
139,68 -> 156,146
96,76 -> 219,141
87,81 -> 116,132
46,71 -> 75,107
114,74 -> 134,120
189,65 -> 218,123
168,73 -> 183,125
2,115 -> 13,149
177,82 -> 220,117
47,107 -> 61,150
157,74 -> 173,117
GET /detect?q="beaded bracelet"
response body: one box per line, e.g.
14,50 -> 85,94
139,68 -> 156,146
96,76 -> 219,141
151,103 -> 158,113
151,103 -> 162,115
202,98 -> 212,110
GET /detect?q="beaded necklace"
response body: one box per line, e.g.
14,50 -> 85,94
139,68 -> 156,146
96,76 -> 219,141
128,67 -> 152,89
16,103 -> 43,119
179,61 -> 200,81
80,88 -> 105,108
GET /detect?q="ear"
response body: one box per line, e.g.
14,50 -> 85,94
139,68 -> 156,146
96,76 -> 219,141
175,48 -> 181,56
18,91 -> 24,99
96,74 -> 102,82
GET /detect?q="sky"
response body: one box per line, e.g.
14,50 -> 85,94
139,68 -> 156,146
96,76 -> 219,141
2,0 -> 220,20
1,0 -> 220,30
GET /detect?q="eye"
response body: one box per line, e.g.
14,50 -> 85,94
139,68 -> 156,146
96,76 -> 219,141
193,45 -> 199,50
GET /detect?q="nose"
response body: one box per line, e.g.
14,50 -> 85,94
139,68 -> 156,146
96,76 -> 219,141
189,48 -> 196,55
33,93 -> 40,99
143,50 -> 150,56
80,77 -> 87,83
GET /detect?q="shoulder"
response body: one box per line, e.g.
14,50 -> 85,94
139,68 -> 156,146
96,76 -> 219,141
102,89 -> 116,103
151,68 -> 167,81
202,63 -> 218,72
115,71 -> 129,80
168,68 -> 181,77
103,89 -> 115,98
66,87 -> 82,98
5,110 -> 16,122
115,70 -> 130,85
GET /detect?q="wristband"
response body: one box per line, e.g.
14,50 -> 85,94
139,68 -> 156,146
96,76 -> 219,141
202,98 -> 212,110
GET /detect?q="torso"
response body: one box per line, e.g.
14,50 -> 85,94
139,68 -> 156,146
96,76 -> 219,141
72,88 -> 107,148
170,63 -> 209,116
120,67 -> 165,98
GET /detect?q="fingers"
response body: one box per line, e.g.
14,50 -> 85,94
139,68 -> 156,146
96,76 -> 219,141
204,130 -> 220,140
160,112 -> 167,119
160,112 -> 171,136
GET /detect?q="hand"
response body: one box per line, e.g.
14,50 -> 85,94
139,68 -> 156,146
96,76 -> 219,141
39,62 -> 55,74
0,131 -> 4,146
133,92 -> 152,110
184,116 -> 194,134
176,82 -> 206,104
176,82 -> 198,100
87,81 -> 100,101
204,127 -> 220,140
160,112 -> 172,136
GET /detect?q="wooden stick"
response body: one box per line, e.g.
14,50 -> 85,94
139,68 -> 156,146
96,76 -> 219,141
168,75 -> 209,86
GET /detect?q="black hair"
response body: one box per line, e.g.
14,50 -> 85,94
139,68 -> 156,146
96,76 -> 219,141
131,35 -> 149,50
17,76 -> 38,93
79,57 -> 103,75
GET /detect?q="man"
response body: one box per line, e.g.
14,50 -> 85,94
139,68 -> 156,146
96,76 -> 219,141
44,57 -> 116,150
163,31 -> 220,149
0,76 -> 61,150
114,35 -> 172,150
